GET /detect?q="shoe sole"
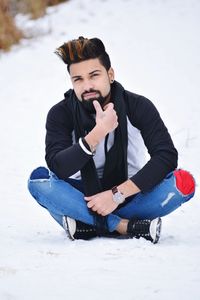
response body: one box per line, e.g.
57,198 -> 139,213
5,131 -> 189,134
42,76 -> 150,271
62,216 -> 76,240
150,217 -> 162,244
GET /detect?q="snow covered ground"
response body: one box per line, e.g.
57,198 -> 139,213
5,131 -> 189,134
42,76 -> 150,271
0,0 -> 200,299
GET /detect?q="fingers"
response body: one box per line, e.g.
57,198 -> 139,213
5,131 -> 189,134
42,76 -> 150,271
100,210 -> 109,216
103,102 -> 114,110
94,101 -> 114,114
87,201 -> 94,209
86,200 -> 110,216
93,100 -> 103,116
89,205 -> 109,216
85,198 -> 102,211
97,209 -> 109,216
84,191 -> 116,216
84,196 -> 92,201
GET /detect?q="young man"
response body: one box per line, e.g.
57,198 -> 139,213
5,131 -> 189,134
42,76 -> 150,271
28,36 -> 195,243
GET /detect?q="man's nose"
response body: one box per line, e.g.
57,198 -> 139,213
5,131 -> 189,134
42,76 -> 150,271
83,79 -> 94,92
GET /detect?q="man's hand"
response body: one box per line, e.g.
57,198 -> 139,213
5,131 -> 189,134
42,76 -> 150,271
84,100 -> 118,155
93,100 -> 118,136
85,190 -> 118,216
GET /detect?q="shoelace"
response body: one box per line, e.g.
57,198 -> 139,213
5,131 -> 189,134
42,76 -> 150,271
129,220 -> 151,237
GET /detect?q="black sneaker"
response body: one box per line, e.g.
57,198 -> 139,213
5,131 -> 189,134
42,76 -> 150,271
127,217 -> 162,244
62,216 -> 97,240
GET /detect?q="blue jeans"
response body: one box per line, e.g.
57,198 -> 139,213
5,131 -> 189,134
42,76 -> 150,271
28,167 -> 195,232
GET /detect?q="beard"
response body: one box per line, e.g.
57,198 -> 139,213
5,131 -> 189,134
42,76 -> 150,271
80,89 -> 110,114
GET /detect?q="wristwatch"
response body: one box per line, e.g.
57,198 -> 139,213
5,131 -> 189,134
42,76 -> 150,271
111,186 -> 125,205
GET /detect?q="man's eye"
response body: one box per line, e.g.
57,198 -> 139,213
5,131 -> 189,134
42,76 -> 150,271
91,73 -> 99,78
74,78 -> 81,82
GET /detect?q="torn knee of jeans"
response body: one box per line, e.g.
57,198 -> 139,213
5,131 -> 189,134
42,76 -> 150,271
161,192 -> 175,207
30,167 -> 50,181
174,169 -> 195,195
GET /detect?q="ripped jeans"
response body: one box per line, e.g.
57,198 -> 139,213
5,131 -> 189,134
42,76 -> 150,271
28,167 -> 195,232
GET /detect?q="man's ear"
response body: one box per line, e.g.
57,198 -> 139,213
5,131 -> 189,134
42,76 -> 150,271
108,67 -> 115,83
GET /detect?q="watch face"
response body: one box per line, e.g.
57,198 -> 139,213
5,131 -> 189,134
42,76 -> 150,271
113,191 -> 124,204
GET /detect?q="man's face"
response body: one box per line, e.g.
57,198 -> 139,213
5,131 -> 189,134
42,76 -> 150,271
69,58 -> 114,112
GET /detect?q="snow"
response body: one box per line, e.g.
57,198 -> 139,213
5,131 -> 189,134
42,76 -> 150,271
0,0 -> 200,299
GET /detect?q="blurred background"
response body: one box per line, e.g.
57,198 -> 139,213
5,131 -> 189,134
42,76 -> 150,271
0,0 -> 67,51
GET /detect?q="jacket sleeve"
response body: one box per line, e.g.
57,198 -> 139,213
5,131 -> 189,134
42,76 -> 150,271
45,102 -> 91,180
128,95 -> 178,192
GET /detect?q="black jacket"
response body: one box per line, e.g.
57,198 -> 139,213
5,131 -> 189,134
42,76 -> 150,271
45,82 -> 178,192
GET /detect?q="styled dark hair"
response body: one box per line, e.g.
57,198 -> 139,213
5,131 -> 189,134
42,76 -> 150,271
55,36 -> 111,72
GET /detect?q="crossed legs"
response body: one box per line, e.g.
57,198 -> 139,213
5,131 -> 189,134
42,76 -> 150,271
28,167 -> 195,234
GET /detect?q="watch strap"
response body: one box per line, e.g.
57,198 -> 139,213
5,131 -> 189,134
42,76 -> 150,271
111,185 -> 118,195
